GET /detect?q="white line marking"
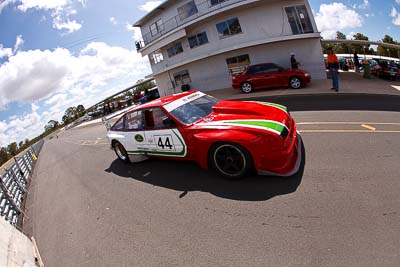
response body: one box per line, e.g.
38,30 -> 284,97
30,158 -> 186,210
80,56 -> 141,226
391,85 -> 400,91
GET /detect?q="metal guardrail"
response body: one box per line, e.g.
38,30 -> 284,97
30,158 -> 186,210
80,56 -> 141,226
0,140 -> 44,227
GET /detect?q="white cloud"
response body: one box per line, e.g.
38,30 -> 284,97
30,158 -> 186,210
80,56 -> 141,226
0,44 -> 13,59
0,42 -> 151,146
52,17 -> 82,32
139,1 -> 162,12
0,0 -> 83,33
31,103 -> 39,112
358,0 -> 369,9
391,7 -> 400,26
315,3 -> 363,39
13,35 -> 24,53
110,17 -> 117,25
396,0 -> 400,5
16,0 -> 70,11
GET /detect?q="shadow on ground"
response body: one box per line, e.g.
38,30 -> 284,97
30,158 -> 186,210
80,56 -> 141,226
241,93 -> 400,112
105,139 -> 306,201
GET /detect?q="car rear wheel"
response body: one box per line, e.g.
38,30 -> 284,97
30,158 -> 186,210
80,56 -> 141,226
210,142 -> 253,179
289,77 -> 302,89
241,82 -> 253,93
114,141 -> 130,163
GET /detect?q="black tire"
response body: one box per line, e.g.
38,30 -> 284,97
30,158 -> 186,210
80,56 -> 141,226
209,142 -> 253,179
289,76 -> 302,89
113,141 -> 130,163
241,82 -> 253,93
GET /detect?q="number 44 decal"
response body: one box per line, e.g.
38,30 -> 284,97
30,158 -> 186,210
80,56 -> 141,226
154,135 -> 175,151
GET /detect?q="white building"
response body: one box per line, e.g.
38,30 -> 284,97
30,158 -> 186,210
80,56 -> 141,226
134,0 -> 326,96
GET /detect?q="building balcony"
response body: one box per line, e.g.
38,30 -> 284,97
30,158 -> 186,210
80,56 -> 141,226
135,0 -> 249,52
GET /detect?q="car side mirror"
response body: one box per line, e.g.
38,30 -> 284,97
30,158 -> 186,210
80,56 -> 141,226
162,117 -> 174,127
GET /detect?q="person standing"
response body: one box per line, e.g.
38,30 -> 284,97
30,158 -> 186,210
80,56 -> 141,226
327,48 -> 339,92
290,52 -> 299,69
353,52 -> 360,73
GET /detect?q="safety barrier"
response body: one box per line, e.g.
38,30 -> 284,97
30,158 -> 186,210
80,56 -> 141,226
0,140 -> 44,227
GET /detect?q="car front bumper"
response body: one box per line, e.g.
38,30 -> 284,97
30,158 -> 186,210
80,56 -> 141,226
257,132 -> 303,177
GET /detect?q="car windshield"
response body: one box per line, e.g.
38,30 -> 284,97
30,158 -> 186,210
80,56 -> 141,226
170,95 -> 220,124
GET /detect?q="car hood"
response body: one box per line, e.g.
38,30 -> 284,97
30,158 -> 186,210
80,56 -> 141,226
195,100 -> 292,136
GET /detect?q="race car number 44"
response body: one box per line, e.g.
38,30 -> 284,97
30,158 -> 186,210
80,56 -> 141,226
154,135 -> 175,151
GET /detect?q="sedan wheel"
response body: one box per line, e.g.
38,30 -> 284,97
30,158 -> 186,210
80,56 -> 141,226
114,142 -> 130,163
241,82 -> 253,93
210,143 -> 252,179
289,77 -> 302,89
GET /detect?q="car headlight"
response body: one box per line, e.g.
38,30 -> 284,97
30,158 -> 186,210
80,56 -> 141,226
305,73 -> 310,77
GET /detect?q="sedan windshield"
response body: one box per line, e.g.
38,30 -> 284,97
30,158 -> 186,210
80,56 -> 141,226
170,95 -> 220,124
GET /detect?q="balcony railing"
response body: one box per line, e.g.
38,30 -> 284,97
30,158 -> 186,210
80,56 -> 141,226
135,0 -> 245,51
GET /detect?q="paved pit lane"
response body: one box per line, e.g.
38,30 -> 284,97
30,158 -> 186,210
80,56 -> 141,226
24,110 -> 400,266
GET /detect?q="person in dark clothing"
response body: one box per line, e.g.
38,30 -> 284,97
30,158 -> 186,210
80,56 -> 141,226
353,52 -> 360,72
290,52 -> 299,69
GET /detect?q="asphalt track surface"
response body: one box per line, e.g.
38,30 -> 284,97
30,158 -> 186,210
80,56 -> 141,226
24,96 -> 400,266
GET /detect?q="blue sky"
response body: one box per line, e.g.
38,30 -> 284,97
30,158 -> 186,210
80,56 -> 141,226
0,0 -> 399,147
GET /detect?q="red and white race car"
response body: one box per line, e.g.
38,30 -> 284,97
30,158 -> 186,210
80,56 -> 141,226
106,90 -> 303,179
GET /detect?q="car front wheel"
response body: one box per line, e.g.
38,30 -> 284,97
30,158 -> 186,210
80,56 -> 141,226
114,141 -> 130,163
289,77 -> 302,89
210,142 -> 253,179
241,82 -> 253,93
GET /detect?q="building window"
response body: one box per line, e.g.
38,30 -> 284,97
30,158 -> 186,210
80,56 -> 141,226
210,0 -> 227,6
173,70 -> 191,86
285,5 -> 313,35
226,54 -> 250,75
150,50 -> 164,65
178,1 -> 198,21
216,18 -> 242,39
188,32 -> 208,48
150,19 -> 164,36
167,43 -> 183,57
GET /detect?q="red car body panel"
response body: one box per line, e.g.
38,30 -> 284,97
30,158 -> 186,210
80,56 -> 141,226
108,90 -> 301,176
232,63 -> 311,90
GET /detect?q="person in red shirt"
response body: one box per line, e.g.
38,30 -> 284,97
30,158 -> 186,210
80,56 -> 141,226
327,47 -> 339,92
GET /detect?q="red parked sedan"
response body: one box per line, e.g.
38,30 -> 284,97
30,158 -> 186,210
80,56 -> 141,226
232,63 -> 311,93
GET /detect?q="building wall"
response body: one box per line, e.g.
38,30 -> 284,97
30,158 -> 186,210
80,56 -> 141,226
154,37 -> 326,96
148,0 -> 316,74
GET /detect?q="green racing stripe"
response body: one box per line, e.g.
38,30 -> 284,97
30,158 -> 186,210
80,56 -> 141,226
248,101 -> 288,113
225,120 -> 286,134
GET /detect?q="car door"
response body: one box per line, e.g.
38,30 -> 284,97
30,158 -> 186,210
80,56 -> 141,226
261,63 -> 286,87
119,110 -> 146,154
142,107 -> 187,157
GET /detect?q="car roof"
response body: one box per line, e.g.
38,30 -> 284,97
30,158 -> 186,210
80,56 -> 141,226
128,90 -> 200,111
248,63 -> 277,67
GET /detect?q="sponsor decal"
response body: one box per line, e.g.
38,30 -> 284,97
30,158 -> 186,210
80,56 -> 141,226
164,92 -> 206,112
135,134 -> 144,142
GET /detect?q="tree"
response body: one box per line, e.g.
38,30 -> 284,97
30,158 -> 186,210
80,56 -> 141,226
62,107 -> 77,124
0,147 -> 9,166
321,31 -> 349,54
135,79 -> 156,92
18,141 -> 24,149
377,35 -> 398,58
7,142 -> 18,157
45,120 -> 59,132
76,105 -> 85,114
351,33 -> 369,54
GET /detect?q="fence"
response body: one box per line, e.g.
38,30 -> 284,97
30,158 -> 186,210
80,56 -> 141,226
0,140 -> 44,227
